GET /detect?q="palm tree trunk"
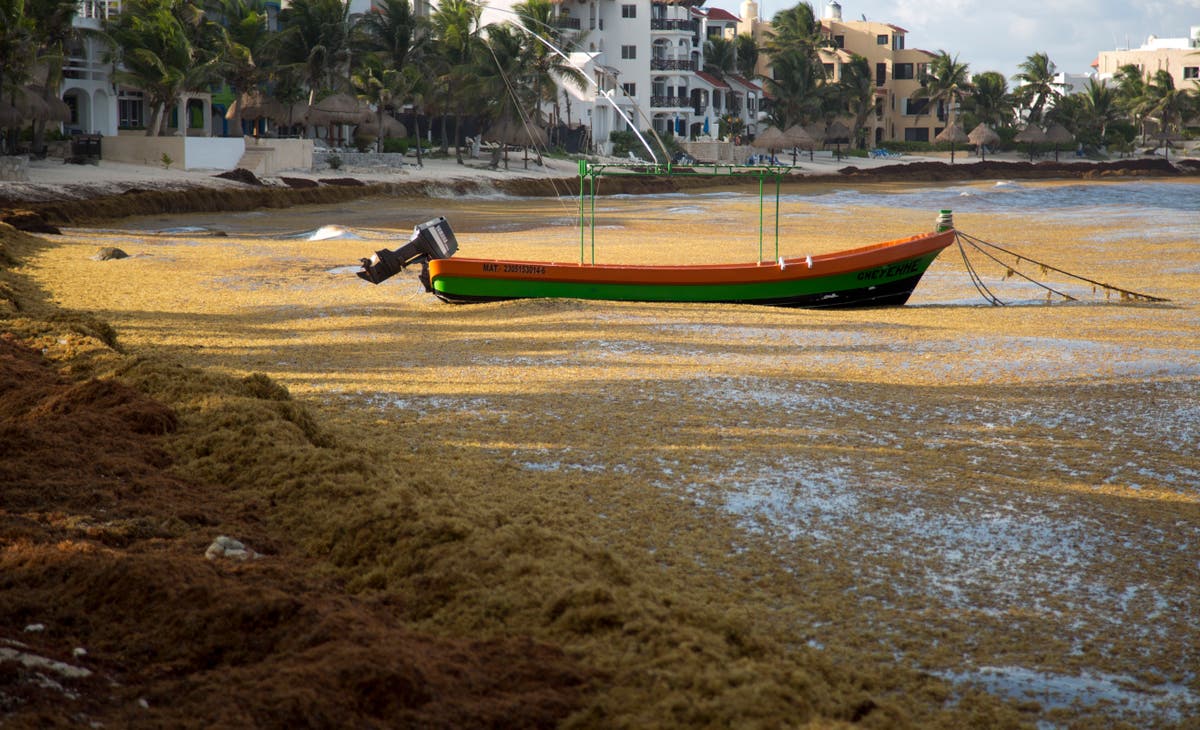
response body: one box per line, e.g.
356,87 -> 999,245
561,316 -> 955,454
413,112 -> 423,168
147,103 -> 166,137
454,111 -> 463,164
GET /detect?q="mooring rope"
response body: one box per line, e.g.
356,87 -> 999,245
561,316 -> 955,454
954,232 -> 1004,305
953,230 -> 1170,305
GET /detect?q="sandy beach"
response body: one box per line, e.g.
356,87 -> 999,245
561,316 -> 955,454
2,157 -> 1199,727
7,145 -> 1192,207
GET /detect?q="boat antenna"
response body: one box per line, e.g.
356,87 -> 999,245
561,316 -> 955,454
455,0 -> 668,164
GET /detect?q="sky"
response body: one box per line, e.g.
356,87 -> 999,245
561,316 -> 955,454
705,0 -> 1200,80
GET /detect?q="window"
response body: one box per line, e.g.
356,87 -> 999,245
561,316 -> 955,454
621,44 -> 636,59
621,4 -> 635,18
894,63 -> 914,80
622,82 -> 637,97
904,127 -> 929,142
875,62 -> 886,86
118,92 -> 144,128
904,97 -> 929,116
876,34 -> 888,45
893,34 -> 904,50
1184,66 -> 1199,79
833,34 -> 844,49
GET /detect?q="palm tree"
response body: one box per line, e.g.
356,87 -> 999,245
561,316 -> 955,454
836,54 -> 874,149
1013,51 -> 1057,124
354,0 -> 423,73
703,36 -> 736,77
760,2 -> 829,135
514,0 -> 586,129
103,0 -> 218,136
1081,77 -> 1118,142
766,1 -> 824,57
1140,69 -> 1198,151
761,47 -> 826,130
274,0 -> 353,103
733,33 -> 758,80
25,0 -> 78,154
966,71 -> 1012,128
476,22 -> 531,165
0,0 -> 36,153
430,0 -> 483,163
912,50 -> 971,127
209,0 -> 270,135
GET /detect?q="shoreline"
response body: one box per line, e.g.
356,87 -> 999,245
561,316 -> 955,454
1,151 -> 1197,227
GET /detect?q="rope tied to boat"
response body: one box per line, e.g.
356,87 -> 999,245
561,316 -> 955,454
952,230 -> 1170,306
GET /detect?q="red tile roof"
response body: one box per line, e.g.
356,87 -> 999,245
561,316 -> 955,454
727,74 -> 763,93
695,70 -> 732,89
704,7 -> 739,22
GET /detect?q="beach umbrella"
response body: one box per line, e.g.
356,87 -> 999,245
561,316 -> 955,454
22,88 -> 70,123
825,120 -> 851,160
226,92 -> 273,121
1044,123 -> 1074,161
783,124 -> 815,165
12,87 -> 50,121
485,116 -> 548,169
804,122 -> 826,161
968,123 -> 1000,161
935,122 -> 968,164
356,115 -> 407,139
753,126 -> 787,162
1014,124 -> 1047,161
270,100 -> 309,128
1153,128 -> 1184,161
305,93 -> 372,126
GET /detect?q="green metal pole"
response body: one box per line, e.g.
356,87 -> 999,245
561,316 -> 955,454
774,172 -> 781,261
590,170 -> 597,265
578,159 -> 586,264
757,173 -> 764,263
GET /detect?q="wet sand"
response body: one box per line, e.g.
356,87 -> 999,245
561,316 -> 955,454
9,180 -> 1200,725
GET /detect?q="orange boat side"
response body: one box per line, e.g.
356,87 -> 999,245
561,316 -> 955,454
427,230 -> 956,286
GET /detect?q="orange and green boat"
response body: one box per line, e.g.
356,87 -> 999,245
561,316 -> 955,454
358,162 -> 956,308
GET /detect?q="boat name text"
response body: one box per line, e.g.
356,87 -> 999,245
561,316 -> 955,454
856,260 -> 919,281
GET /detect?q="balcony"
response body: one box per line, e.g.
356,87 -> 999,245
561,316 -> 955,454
650,96 -> 689,109
650,18 -> 697,33
77,0 -> 120,20
650,58 -> 695,71
555,16 -> 581,30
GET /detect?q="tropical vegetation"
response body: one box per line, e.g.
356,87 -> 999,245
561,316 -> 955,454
753,2 -> 1198,154
1,0 -> 1198,158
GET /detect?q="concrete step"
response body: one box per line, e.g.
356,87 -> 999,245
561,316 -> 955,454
235,146 -> 274,176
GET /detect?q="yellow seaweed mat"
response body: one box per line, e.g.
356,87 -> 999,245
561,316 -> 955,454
8,184 -> 1200,728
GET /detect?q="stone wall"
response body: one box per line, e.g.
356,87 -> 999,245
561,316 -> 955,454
0,155 -> 29,182
314,150 -> 410,170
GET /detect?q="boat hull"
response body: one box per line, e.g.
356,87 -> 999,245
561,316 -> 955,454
423,230 -> 955,308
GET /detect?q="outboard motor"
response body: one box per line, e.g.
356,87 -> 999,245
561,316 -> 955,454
357,216 -> 458,284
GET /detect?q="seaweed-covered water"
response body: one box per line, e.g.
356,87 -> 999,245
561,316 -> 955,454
41,178 -> 1200,727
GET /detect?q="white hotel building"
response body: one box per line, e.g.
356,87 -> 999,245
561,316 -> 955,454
57,0 -> 758,157
483,0 -> 763,155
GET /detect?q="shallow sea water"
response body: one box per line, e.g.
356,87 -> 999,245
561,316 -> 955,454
40,178 -> 1200,726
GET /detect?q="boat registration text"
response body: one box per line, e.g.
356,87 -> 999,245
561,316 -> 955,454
482,263 -> 547,275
